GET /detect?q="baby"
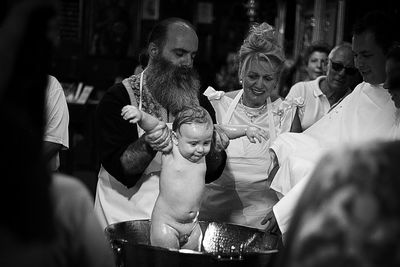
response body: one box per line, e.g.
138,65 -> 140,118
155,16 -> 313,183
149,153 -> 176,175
121,105 -> 268,251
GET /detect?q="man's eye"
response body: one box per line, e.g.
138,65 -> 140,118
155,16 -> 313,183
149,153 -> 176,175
175,51 -> 184,57
264,76 -> 274,81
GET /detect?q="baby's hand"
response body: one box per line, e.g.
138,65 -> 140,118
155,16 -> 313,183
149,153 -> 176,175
245,126 -> 269,143
121,105 -> 142,124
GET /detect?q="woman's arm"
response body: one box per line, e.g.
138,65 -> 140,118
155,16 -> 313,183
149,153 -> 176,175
218,124 -> 269,143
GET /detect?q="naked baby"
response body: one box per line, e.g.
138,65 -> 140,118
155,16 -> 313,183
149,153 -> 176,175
121,105 -> 268,251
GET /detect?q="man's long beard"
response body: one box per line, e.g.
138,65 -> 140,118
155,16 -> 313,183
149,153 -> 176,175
146,55 -> 200,116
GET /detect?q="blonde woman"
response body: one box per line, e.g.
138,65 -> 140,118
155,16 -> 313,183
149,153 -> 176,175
199,22 -> 301,229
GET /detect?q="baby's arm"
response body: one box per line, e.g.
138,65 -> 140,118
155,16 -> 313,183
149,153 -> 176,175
218,124 -> 269,143
121,105 -> 161,132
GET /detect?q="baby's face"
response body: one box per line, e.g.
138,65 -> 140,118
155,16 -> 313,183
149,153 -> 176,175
176,122 -> 213,163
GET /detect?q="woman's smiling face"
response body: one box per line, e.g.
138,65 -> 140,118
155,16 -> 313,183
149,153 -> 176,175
242,57 -> 279,107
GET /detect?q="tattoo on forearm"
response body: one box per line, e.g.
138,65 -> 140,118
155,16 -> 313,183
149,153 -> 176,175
120,135 -> 156,177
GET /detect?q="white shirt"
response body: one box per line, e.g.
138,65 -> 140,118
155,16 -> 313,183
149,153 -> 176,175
44,75 -> 69,171
271,82 -> 400,234
286,76 -> 330,130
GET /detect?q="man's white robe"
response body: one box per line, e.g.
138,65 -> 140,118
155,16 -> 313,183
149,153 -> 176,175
270,82 -> 400,233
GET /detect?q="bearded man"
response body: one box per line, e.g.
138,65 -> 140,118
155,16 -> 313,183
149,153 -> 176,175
94,18 -> 228,229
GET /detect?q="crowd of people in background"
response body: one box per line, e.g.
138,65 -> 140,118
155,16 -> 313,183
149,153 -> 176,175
1,0 -> 400,266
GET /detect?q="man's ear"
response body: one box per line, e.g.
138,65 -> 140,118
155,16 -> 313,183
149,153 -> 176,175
172,131 -> 178,145
148,42 -> 159,58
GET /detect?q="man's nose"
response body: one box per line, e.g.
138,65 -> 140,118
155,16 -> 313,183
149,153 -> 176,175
355,57 -> 364,69
180,54 -> 193,68
337,67 -> 346,76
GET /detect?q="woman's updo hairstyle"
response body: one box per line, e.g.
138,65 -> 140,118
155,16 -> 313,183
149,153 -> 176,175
238,22 -> 285,81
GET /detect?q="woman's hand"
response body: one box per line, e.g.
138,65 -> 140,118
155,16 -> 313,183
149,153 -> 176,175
245,126 -> 269,143
144,122 -> 172,153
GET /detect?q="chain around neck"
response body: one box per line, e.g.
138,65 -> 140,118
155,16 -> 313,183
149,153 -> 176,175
239,95 -> 268,122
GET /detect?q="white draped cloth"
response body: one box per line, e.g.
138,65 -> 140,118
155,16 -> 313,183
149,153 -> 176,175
270,82 -> 400,233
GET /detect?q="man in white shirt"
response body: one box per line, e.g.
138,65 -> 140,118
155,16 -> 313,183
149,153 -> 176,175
262,11 -> 400,236
286,43 -> 357,131
44,75 -> 69,171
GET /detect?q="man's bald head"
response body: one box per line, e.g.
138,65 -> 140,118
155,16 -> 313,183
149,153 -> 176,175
326,43 -> 357,92
329,43 -> 353,60
147,17 -> 196,50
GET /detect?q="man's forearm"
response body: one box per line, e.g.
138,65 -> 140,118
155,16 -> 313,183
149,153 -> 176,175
120,135 -> 157,187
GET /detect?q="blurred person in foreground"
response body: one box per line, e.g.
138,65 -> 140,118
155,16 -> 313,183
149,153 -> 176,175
0,0 -> 113,266
278,140 -> 400,267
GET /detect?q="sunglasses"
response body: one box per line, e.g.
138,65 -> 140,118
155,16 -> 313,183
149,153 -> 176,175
330,60 -> 358,75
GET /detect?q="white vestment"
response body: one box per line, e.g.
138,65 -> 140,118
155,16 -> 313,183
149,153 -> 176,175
270,82 -> 400,233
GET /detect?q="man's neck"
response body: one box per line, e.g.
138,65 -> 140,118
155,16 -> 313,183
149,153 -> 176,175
319,78 -> 348,105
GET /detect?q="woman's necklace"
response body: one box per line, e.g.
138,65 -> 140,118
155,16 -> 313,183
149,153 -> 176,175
239,95 -> 267,122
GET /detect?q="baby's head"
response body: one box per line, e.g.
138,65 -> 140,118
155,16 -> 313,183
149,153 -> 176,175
172,106 -> 214,162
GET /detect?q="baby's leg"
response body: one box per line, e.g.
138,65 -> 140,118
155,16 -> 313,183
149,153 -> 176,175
150,220 -> 180,249
180,222 -> 203,251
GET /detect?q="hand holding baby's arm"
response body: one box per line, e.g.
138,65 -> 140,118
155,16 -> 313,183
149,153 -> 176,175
245,126 -> 269,143
121,105 -> 142,124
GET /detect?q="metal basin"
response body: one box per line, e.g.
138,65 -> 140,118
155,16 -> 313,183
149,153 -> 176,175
105,220 -> 280,267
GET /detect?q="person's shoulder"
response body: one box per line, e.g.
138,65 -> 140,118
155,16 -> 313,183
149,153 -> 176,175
51,174 -> 97,237
224,89 -> 241,99
51,173 -> 92,204
106,82 -> 127,95
271,94 -> 283,103
46,75 -> 63,94
47,74 -> 59,84
99,81 -> 130,108
287,80 -> 309,97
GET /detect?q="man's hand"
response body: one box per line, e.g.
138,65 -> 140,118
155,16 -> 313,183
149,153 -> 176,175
261,209 -> 281,235
213,125 -> 230,151
144,122 -> 172,153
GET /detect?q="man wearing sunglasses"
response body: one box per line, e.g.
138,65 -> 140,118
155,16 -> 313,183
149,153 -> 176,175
285,43 -> 357,131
